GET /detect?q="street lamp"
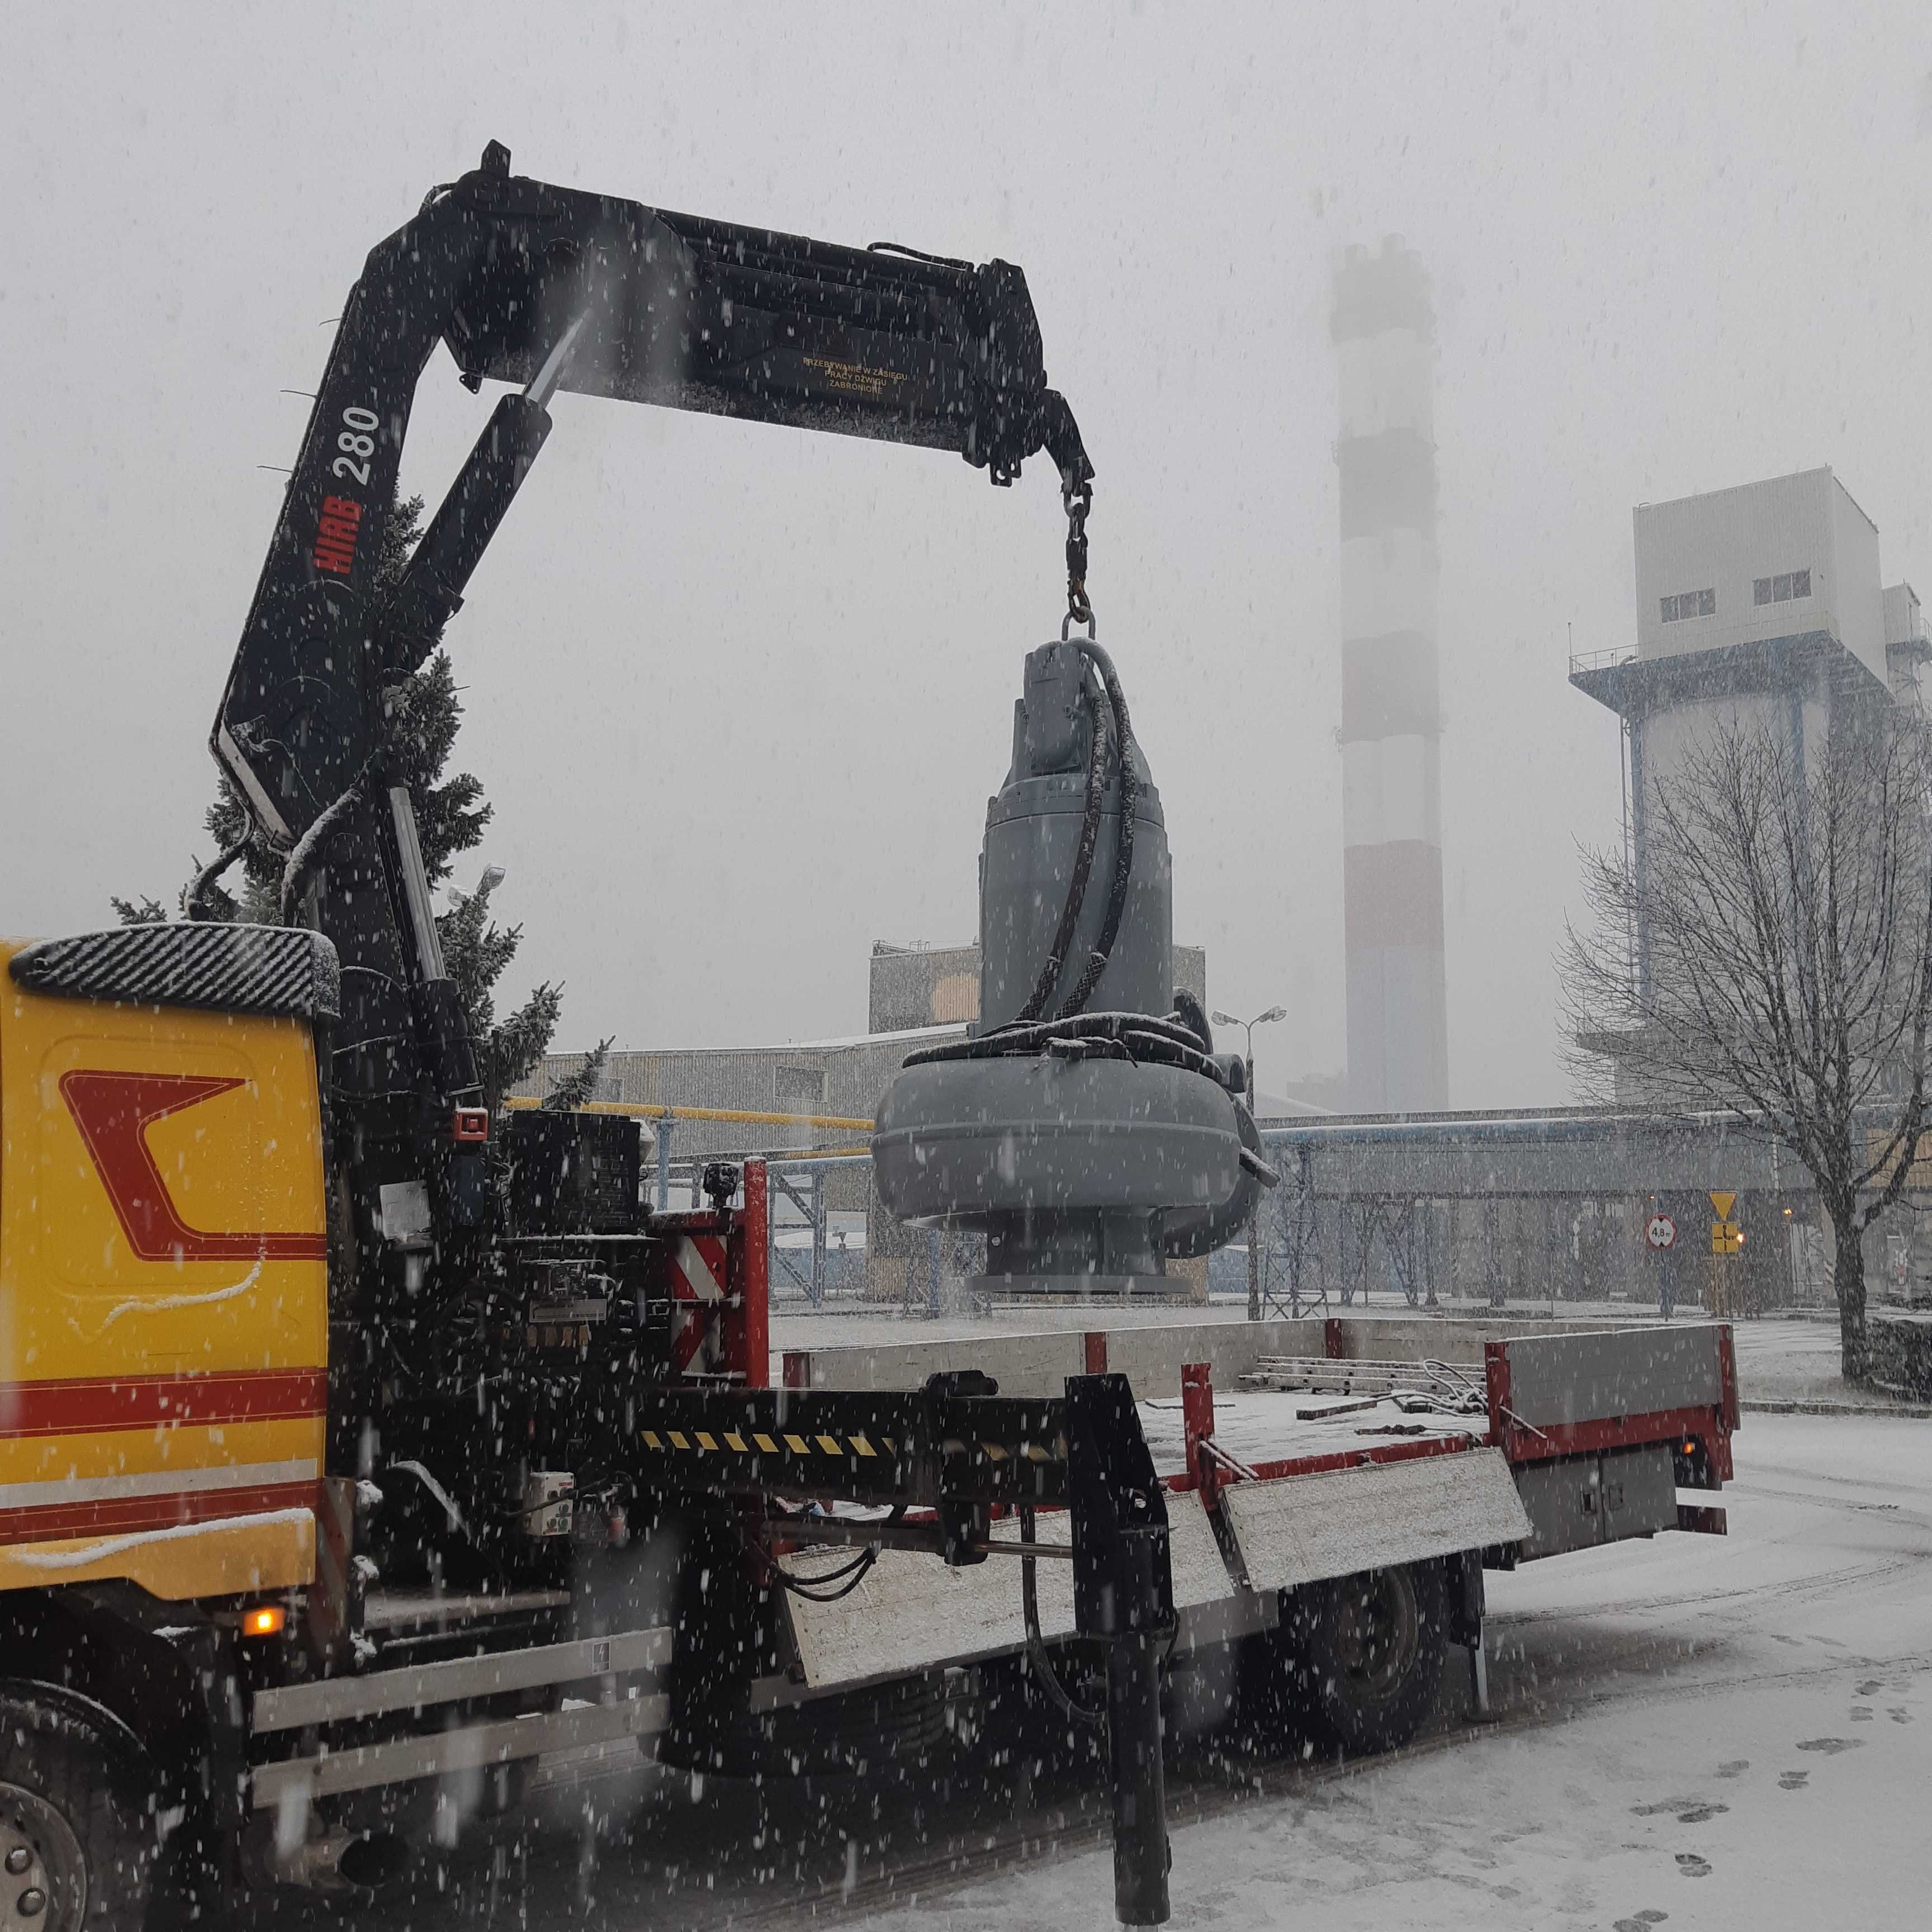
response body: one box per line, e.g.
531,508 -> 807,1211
1211,1005 -> 1287,1319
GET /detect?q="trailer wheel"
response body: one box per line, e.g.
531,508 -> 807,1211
1291,1561 -> 1448,1757
0,1688 -> 154,1930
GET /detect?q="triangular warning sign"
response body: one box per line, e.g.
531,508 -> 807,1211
1709,1191 -> 1736,1220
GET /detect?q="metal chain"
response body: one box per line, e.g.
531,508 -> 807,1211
1063,478 -> 1093,631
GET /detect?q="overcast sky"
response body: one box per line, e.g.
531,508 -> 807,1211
4,3 -> 1929,1105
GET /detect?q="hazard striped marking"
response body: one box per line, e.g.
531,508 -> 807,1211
667,1235 -> 728,1377
633,1429 -> 1055,1464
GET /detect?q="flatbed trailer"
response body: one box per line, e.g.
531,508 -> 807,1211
768,1312 -> 1735,1739
241,1305 -> 1735,1834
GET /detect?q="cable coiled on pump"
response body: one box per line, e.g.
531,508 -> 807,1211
1011,631 -> 1139,1024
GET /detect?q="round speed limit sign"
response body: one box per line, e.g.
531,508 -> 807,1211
1646,1214 -> 1678,1251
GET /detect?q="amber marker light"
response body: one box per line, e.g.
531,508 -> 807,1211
242,1606 -> 286,1639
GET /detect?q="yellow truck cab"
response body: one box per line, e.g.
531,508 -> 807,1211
0,922 -> 339,1921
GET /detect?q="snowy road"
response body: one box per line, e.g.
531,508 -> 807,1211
283,1412 -> 1931,1931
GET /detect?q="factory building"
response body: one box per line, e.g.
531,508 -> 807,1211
1571,467 -> 1929,1029
1559,468 -> 1931,1305
1332,238 -> 1450,1114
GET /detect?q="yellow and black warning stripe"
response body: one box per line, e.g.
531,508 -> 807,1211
635,1427 -> 1065,1464
638,1426 -> 894,1459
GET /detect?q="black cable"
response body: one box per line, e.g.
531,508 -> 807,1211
768,1506 -> 903,1601
1014,656 -> 1110,1023
903,1010 -> 1232,1088
908,1009 -> 1208,1062
774,1547 -> 878,1603
1053,641 -> 1138,1018
1018,1507 -> 1104,1727
1171,989 -> 1214,1055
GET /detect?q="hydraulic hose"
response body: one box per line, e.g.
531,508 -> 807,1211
1019,1505 -> 1105,1728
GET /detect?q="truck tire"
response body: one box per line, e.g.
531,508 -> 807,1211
0,1688 -> 155,1930
1290,1561 -> 1448,1758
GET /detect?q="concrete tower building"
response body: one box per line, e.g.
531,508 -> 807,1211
1571,467 -> 1929,1097
1333,238 -> 1449,1112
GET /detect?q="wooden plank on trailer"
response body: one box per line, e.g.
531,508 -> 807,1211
1221,1446 -> 1530,1593
780,1497 -> 1238,1689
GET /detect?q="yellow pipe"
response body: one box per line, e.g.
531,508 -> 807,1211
503,1097 -> 873,1132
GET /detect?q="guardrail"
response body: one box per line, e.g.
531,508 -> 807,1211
1568,646 -> 1635,676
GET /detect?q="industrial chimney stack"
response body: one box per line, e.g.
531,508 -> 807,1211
1332,238 -> 1449,1112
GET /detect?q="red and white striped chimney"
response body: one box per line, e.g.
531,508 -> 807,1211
1332,238 -> 1448,1112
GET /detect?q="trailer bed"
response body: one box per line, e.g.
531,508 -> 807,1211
775,1316 -> 1738,1690
1136,1389 -> 1481,1479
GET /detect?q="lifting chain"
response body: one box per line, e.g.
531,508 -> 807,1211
1063,477 -> 1094,632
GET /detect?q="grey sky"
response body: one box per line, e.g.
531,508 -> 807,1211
4,2 -> 1929,1105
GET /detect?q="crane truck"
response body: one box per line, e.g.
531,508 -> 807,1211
0,145 -> 1739,1930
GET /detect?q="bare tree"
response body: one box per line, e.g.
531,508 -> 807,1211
1562,708 -> 1932,1382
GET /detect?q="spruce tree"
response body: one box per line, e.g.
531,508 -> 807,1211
542,1038 -> 615,1112
120,495 -> 569,1101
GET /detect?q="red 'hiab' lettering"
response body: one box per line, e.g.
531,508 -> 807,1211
311,494 -> 363,576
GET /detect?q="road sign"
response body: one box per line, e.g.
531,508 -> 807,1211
1712,1220 -> 1744,1256
1646,1214 -> 1678,1251
1709,1191 -> 1736,1220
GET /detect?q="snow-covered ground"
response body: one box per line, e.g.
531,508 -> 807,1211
1725,1318 -> 1920,1409
839,1411 -> 1932,1932
309,1408 -> 1931,1931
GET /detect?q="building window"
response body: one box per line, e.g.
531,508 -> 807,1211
1753,568 -> 1812,607
775,1066 -> 825,1110
1661,588 -> 1716,622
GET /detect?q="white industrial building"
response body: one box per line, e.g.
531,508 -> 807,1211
1571,465 -> 1927,1114
1574,466 -> 1926,840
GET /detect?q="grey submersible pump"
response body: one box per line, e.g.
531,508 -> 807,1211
873,631 -> 1275,1294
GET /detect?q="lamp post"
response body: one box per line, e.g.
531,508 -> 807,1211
1212,1005 -> 1286,1320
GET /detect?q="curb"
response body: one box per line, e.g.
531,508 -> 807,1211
1740,1398 -> 1932,1420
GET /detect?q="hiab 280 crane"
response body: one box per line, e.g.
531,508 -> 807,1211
0,140 -> 1182,1929
0,144 -> 1740,1930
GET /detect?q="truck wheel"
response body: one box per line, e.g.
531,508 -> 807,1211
0,1689 -> 154,1930
1291,1561 -> 1448,1758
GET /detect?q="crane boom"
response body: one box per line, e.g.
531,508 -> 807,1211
212,139 -> 1092,1123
